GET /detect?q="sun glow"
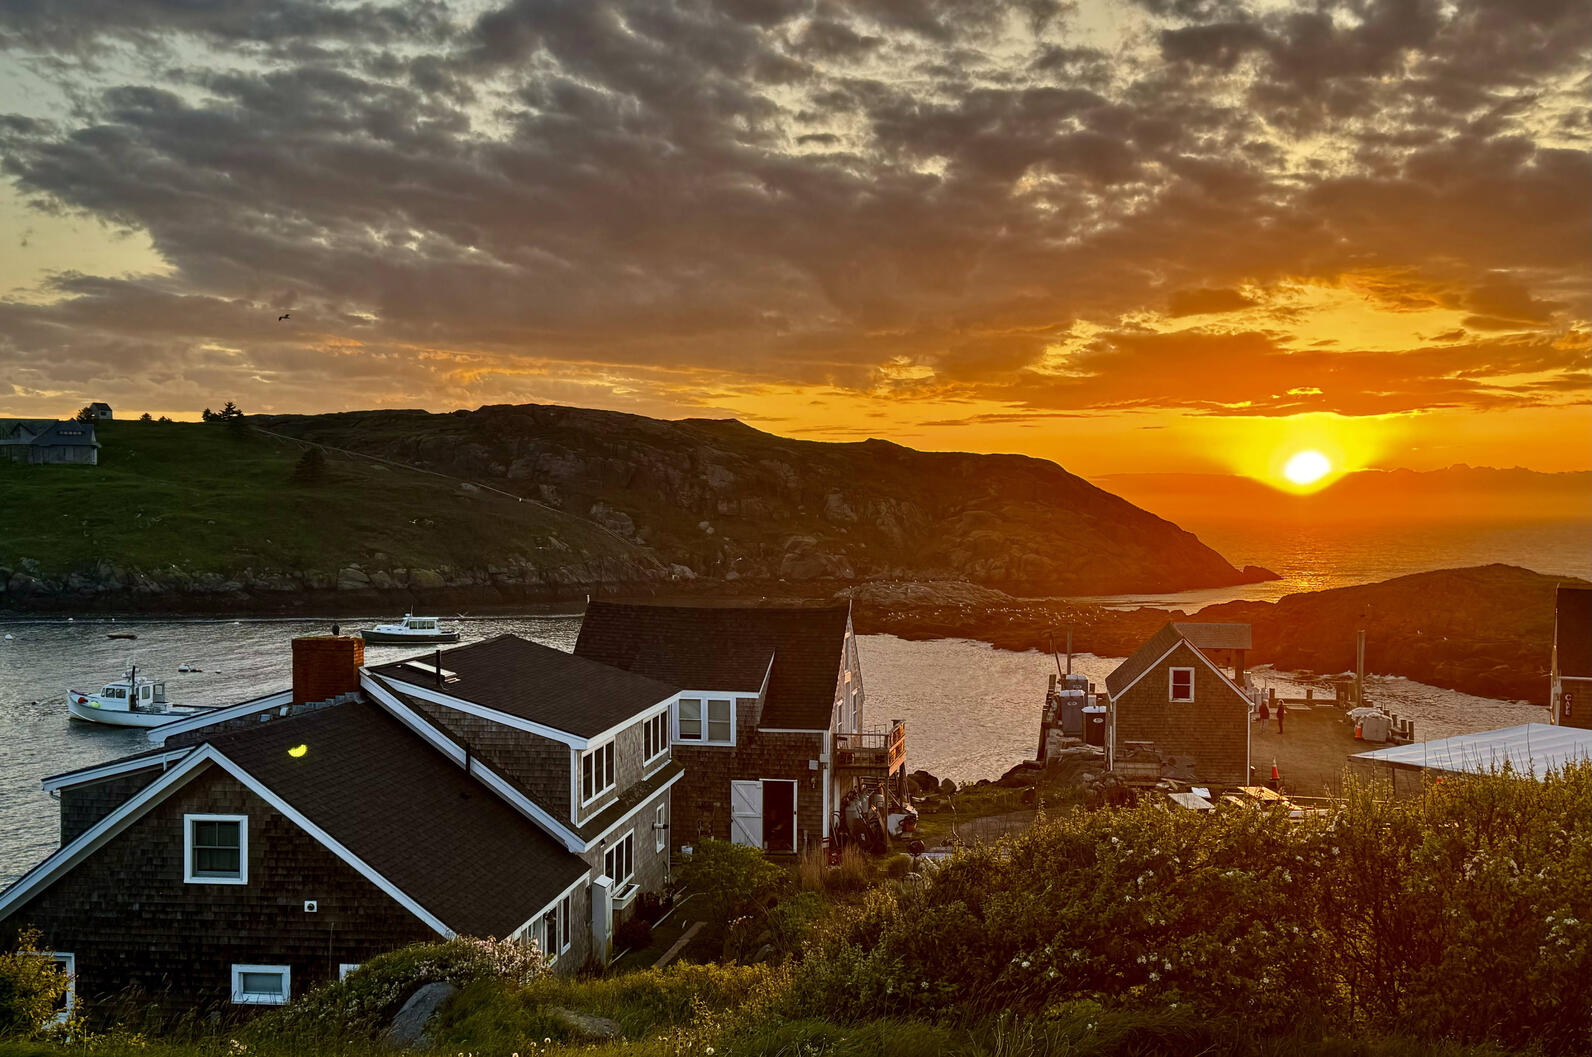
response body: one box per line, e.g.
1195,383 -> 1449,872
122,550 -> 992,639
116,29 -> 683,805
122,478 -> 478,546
1283,450 -> 1332,486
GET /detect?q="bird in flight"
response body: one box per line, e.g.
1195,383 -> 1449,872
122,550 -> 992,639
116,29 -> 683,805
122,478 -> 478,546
277,312 -> 291,321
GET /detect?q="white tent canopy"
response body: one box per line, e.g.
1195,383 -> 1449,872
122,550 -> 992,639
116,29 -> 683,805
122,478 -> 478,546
1353,723 -> 1592,779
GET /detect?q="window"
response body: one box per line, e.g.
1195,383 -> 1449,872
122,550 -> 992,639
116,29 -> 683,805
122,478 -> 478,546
35,953 -> 73,1023
231,964 -> 290,1005
539,892 -> 574,962
581,742 -> 615,804
185,814 -> 247,884
643,711 -> 669,764
1169,668 -> 1195,703
655,804 -> 667,852
676,699 -> 732,744
604,831 -> 634,887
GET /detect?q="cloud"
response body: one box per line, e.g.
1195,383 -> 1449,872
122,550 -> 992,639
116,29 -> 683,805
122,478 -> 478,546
0,0 -> 1585,427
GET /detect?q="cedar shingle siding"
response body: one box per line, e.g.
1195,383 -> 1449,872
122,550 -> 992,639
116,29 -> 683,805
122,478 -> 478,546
3,768 -> 434,1022
59,769 -> 166,844
1112,641 -> 1250,787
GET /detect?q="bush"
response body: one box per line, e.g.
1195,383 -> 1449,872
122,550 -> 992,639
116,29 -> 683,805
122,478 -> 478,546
252,936 -> 543,1042
0,931 -> 73,1041
679,839 -> 788,923
614,916 -> 654,953
789,765 -> 1592,1054
292,448 -> 327,484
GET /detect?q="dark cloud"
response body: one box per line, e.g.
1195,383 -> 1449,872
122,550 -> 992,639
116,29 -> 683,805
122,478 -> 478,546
0,0 -> 1585,423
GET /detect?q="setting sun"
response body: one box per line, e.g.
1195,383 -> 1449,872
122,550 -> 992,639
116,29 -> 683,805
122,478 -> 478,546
1284,450 -> 1332,486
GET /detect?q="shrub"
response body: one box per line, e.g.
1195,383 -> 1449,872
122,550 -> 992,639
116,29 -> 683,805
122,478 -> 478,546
766,891 -> 825,956
253,936 -> 543,1041
0,931 -> 74,1041
291,448 -> 327,484
614,916 -> 654,953
679,839 -> 788,922
826,844 -> 872,893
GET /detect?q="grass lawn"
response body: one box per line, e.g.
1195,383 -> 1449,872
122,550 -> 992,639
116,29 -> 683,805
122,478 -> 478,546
0,420 -> 646,583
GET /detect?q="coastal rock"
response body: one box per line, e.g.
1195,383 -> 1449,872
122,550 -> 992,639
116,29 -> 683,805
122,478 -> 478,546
409,568 -> 446,589
548,1006 -> 623,1040
337,565 -> 371,590
382,980 -> 457,1050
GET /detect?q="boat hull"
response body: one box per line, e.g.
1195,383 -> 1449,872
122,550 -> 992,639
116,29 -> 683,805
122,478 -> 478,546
66,697 -> 211,728
358,630 -> 461,644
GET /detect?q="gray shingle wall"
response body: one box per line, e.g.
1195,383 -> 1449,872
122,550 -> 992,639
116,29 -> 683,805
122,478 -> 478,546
59,770 -> 165,843
1112,642 -> 1250,786
407,698 -> 574,818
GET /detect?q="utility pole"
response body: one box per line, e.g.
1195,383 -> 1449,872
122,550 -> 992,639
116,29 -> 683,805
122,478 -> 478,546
1355,629 -> 1366,706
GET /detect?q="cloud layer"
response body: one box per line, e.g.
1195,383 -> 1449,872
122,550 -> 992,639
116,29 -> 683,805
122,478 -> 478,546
0,0 -> 1587,431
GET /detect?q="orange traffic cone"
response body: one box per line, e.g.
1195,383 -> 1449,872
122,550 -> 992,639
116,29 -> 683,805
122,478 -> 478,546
1270,760 -> 1279,782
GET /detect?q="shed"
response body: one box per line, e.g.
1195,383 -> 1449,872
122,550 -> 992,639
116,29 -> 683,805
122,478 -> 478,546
1350,723 -> 1592,796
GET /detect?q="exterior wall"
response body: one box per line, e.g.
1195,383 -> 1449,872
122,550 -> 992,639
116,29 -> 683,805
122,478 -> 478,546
1346,757 -> 1437,798
581,784 -> 672,938
670,716 -> 826,851
59,769 -> 167,844
5,444 -> 98,465
575,713 -> 662,828
1552,676 -> 1592,729
832,620 -> 864,734
2,767 -> 434,1021
406,698 -> 573,819
1111,643 -> 1250,787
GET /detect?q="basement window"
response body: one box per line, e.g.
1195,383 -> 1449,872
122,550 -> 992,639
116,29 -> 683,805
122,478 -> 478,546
231,964 -> 290,1005
185,815 -> 247,884
1169,668 -> 1195,703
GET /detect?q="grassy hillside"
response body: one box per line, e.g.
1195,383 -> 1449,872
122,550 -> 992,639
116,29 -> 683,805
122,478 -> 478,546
0,420 -> 659,599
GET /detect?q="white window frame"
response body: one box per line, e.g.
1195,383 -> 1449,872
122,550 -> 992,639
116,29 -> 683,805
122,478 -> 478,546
1169,667 -> 1195,703
604,830 -> 635,888
36,952 -> 74,1023
655,803 -> 667,852
231,964 -> 290,1006
338,963 -> 361,980
184,814 -> 248,885
675,697 -> 734,746
580,740 -> 616,806
539,891 -> 574,964
643,711 -> 669,766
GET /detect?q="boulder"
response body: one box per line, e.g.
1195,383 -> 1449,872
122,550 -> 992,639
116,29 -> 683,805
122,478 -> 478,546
548,1006 -> 623,1040
908,768 -> 940,795
382,980 -> 457,1050
938,778 -> 958,796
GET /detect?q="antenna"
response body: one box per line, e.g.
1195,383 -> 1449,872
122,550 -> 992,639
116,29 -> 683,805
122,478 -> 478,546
1066,626 -> 1074,676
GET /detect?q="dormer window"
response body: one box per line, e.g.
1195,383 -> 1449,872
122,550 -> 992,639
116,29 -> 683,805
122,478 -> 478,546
1169,668 -> 1195,703
676,698 -> 733,745
581,741 -> 615,804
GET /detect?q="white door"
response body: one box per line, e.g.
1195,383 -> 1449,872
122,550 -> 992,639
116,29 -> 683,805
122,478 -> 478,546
730,780 -> 762,847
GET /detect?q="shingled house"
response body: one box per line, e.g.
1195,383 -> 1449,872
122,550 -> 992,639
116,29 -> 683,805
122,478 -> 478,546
0,634 -> 680,1017
0,419 -> 100,465
1105,622 -> 1255,787
1552,585 -> 1591,729
575,602 -> 901,854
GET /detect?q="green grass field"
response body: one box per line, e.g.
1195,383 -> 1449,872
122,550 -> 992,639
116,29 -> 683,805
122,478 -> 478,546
0,421 -> 648,584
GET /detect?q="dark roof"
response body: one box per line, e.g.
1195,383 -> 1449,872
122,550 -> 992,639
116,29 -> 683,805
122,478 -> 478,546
89,402 -> 112,411
368,634 -> 676,739
1172,622 -> 1252,651
208,701 -> 584,937
1105,623 -> 1187,698
0,419 -> 99,447
1558,586 -> 1592,679
574,602 -> 850,729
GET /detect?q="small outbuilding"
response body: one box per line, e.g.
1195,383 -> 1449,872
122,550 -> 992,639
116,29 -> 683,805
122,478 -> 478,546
0,419 -> 100,465
1551,585 -> 1591,729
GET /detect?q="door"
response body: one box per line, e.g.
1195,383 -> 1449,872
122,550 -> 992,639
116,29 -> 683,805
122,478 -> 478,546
762,780 -> 797,853
730,781 -> 762,847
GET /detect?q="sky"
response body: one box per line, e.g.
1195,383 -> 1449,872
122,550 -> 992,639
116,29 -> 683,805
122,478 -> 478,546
0,0 -> 1587,482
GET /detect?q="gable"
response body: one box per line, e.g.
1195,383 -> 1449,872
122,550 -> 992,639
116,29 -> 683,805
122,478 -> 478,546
1110,636 -> 1249,705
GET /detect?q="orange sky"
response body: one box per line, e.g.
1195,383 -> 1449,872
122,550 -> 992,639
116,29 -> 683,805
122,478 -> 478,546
0,0 -> 1587,482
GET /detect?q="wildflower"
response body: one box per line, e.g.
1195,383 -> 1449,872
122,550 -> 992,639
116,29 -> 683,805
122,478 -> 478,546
1021,960 -> 1031,969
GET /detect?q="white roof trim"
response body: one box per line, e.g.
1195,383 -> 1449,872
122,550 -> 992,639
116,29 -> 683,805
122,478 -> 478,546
203,754 -> 454,938
146,689 -> 294,746
582,770 -> 683,851
363,673 -> 678,855
371,673 -> 673,751
0,744 -> 454,939
41,749 -> 192,793
510,872 -> 590,942
1109,637 -> 1249,703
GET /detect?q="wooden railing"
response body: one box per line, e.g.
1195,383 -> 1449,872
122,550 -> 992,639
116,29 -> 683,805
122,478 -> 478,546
834,722 -> 907,773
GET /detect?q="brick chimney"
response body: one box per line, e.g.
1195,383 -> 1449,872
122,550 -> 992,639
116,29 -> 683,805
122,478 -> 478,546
292,635 -> 365,706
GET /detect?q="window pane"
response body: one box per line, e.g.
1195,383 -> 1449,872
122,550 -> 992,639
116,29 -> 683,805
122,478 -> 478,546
707,700 -> 731,741
196,847 -> 240,873
679,700 -> 702,739
582,756 -> 593,800
240,972 -> 283,995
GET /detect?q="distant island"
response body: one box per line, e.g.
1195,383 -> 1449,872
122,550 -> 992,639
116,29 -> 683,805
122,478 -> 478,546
0,405 -> 1272,612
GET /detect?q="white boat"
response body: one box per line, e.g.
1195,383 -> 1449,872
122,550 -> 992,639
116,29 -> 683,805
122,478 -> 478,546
66,667 -> 214,728
359,614 -> 460,644
177,663 -> 203,673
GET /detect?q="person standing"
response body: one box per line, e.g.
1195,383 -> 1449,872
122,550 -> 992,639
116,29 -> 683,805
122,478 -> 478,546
1258,698 -> 1270,727
1276,698 -> 1287,735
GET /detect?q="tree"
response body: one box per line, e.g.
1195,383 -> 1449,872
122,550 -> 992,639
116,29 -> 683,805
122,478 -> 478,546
73,406 -> 95,423
0,929 -> 77,1040
219,401 -> 243,419
679,839 -> 788,925
201,408 -> 216,422
139,412 -> 153,422
292,447 -> 327,484
157,415 -> 172,423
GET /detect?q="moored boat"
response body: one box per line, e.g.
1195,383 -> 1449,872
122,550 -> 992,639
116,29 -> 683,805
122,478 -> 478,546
66,667 -> 214,728
359,614 -> 460,644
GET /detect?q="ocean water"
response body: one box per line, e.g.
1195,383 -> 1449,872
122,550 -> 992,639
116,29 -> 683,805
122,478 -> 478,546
0,620 -> 1543,886
1071,517 -> 1592,610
